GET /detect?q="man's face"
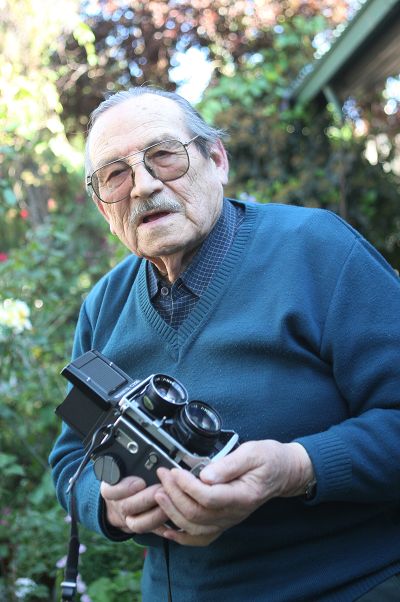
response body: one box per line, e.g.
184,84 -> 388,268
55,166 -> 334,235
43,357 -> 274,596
88,95 -> 228,263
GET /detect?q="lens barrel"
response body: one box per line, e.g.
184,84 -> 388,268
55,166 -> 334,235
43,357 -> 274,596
141,374 -> 188,418
173,401 -> 222,455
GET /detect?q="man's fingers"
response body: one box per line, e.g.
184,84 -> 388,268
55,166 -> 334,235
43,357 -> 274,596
154,490 -> 184,527
157,468 -> 224,519
164,468 -> 231,510
200,442 -> 257,485
155,471 -> 197,528
157,466 -> 251,514
101,478 -> 168,534
100,476 -> 147,501
155,469 -> 235,530
121,483 -> 164,516
161,527 -> 222,547
155,490 -> 218,536
125,505 -> 168,534
157,468 -> 198,512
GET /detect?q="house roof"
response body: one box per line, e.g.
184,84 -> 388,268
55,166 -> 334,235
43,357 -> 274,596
290,0 -> 400,105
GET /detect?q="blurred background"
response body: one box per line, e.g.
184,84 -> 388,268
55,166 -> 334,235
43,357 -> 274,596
0,0 -> 399,600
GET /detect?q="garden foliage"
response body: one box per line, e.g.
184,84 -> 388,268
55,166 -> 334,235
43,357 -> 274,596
0,1 -> 399,600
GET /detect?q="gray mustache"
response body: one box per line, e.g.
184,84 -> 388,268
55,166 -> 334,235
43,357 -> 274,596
129,197 -> 182,225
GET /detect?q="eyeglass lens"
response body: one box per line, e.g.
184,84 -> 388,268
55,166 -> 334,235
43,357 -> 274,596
91,140 -> 190,204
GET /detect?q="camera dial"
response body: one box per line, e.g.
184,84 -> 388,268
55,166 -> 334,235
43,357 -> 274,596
173,401 -> 222,455
93,454 -> 123,485
141,374 -> 188,418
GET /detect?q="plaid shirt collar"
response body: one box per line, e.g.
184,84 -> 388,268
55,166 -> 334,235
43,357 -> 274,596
147,198 -> 239,298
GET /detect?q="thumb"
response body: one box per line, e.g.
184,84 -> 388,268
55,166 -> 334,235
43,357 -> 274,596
199,442 -> 256,484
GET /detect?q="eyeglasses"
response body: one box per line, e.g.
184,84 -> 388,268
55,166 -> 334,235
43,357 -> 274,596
87,136 -> 199,204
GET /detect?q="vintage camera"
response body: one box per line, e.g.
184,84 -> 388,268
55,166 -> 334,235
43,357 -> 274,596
56,350 -> 239,486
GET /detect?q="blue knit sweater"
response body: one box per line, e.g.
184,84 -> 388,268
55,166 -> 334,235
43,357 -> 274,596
50,200 -> 400,601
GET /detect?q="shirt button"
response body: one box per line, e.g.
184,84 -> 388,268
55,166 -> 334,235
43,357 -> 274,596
160,286 -> 169,296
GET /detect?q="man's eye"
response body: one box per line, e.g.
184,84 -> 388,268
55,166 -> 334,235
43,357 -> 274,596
152,150 -> 173,159
100,165 -> 130,188
108,167 -> 128,180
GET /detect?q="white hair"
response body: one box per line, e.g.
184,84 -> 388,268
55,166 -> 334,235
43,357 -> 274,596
85,86 -> 225,189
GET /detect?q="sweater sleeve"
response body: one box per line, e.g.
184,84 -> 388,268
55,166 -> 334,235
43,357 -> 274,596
50,301 -> 162,547
49,302 -> 133,541
296,237 -> 400,504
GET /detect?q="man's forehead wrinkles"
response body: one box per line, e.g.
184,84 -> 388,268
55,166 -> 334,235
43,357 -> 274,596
90,95 -> 189,169
92,131 -> 180,170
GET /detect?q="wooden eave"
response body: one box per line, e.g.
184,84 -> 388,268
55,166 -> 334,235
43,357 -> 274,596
290,0 -> 400,105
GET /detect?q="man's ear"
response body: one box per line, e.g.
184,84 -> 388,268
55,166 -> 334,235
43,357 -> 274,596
93,195 -> 115,234
209,139 -> 229,185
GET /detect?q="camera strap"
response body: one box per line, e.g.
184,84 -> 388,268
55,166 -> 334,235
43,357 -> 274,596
60,424 -> 115,602
60,423 -> 174,602
163,539 -> 173,602
61,489 -> 80,602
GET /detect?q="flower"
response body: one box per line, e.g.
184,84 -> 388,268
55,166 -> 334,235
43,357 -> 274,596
19,209 -> 29,220
77,574 -> 87,594
0,299 -> 32,334
15,577 -> 37,599
56,555 -> 67,569
0,252 -> 8,262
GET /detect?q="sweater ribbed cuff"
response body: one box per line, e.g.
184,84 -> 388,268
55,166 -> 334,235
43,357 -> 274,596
295,430 -> 352,504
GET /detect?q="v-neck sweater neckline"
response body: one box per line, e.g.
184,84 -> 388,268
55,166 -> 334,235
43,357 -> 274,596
137,201 -> 257,350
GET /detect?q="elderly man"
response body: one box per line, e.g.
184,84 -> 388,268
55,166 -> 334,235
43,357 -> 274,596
50,87 -> 400,601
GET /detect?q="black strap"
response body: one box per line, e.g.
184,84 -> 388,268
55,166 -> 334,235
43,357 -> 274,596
60,424 -> 174,602
60,425 -> 115,601
163,539 -> 173,602
61,491 -> 80,601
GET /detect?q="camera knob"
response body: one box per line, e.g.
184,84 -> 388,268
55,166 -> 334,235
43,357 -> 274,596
93,455 -> 122,485
144,452 -> 159,471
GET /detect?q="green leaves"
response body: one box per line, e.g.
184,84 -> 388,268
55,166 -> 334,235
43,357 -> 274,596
0,184 -> 136,601
87,571 -> 142,602
198,11 -> 400,269
0,453 -> 26,478
1,2 -> 399,600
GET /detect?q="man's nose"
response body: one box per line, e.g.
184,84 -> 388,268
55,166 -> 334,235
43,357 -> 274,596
130,162 -> 163,200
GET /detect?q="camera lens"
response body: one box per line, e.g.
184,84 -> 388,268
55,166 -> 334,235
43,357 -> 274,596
141,374 -> 188,418
185,401 -> 221,434
174,401 -> 222,455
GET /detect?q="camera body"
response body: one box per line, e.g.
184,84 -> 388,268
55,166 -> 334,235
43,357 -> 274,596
56,350 -> 239,486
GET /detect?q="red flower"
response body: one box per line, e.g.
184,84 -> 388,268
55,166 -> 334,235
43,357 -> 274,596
0,253 -> 8,262
20,209 -> 29,219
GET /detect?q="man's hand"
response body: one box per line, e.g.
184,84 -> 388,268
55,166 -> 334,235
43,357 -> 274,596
154,440 -> 314,546
100,476 -> 168,534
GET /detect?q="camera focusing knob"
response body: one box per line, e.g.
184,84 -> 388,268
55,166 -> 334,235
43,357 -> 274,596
93,455 -> 122,485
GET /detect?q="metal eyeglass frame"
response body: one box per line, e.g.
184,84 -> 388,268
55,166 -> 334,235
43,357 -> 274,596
86,135 -> 199,204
